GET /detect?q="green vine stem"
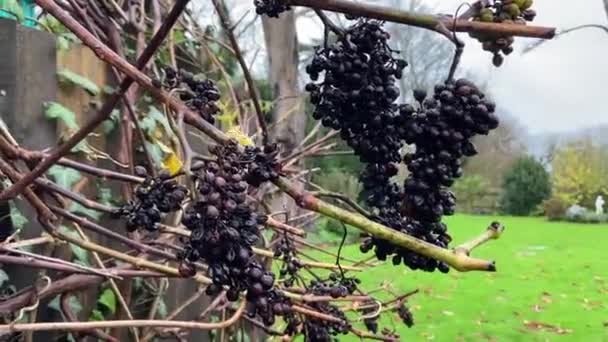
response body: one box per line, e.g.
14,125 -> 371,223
275,177 -> 497,272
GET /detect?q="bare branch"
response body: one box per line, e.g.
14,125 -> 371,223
454,222 -> 505,259
282,0 -> 556,39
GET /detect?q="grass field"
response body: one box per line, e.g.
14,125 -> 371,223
307,215 -> 608,341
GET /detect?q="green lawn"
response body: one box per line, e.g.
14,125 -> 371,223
307,215 -> 608,341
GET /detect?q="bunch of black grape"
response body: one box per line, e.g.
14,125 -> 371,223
469,0 -> 537,66
273,235 -> 302,288
304,303 -> 350,341
310,273 -> 360,299
305,19 -> 407,164
400,79 -> 498,220
303,280 -> 352,341
253,0 -> 290,17
394,79 -> 497,271
177,141 -> 298,327
397,303 -> 414,328
242,143 -> 281,187
163,66 -> 221,123
179,142 -> 267,295
361,300 -> 380,334
117,167 -> 187,232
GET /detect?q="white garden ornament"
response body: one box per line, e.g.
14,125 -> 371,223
595,195 -> 605,215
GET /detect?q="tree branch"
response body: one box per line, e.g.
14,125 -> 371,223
274,177 -> 497,272
454,222 -> 504,258
522,24 -> 608,54
282,0 -> 555,39
0,301 -> 246,333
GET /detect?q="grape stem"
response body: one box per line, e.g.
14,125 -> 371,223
274,177 -> 499,272
157,224 -> 364,271
453,222 -> 505,260
523,24 -> 608,54
0,300 -> 247,333
281,0 -> 556,40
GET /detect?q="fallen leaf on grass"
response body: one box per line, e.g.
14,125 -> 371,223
531,304 -> 543,312
541,292 -> 552,304
523,320 -> 573,335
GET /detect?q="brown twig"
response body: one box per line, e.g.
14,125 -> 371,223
282,0 -> 556,39
0,300 -> 247,333
522,24 -> 608,54
454,222 -> 505,259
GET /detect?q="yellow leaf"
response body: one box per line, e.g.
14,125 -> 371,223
226,125 -> 254,146
162,152 -> 183,176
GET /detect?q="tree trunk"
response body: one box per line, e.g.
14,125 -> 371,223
262,13 -> 306,216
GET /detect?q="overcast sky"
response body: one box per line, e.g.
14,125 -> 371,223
203,0 -> 608,135
437,0 -> 608,135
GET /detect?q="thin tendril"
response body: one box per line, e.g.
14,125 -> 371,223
336,222 -> 348,280
447,3 -> 471,81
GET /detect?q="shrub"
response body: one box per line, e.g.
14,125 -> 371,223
565,204 -> 587,221
499,156 -> 551,216
543,197 -> 568,221
562,205 -> 608,223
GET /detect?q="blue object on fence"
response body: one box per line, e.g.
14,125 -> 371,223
0,0 -> 36,27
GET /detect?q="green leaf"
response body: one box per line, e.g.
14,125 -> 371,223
102,86 -> 117,95
2,0 -> 24,23
9,204 -> 28,230
157,299 -> 168,318
48,295 -> 82,316
98,289 -> 117,314
48,165 -> 82,189
0,270 -> 9,287
44,102 -> 78,130
101,109 -> 120,135
57,69 -> 100,96
58,226 -> 89,265
97,188 -> 114,206
144,141 -> 164,167
69,202 -> 102,220
89,309 -> 105,321
141,106 -> 172,136
70,139 -> 95,155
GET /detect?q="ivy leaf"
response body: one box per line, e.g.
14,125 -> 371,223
101,110 -> 120,135
44,102 -> 78,130
98,289 -> 117,314
48,295 -> 82,316
70,139 -> 95,156
0,270 -> 9,288
69,202 -> 102,220
89,309 -> 105,321
2,0 -> 24,23
141,106 -> 173,138
48,165 -> 82,189
9,204 -> 28,230
143,141 -> 164,168
157,300 -> 168,318
103,86 -> 117,95
97,188 -> 114,206
57,69 -> 100,96
58,225 -> 89,265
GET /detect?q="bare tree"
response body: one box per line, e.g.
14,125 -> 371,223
262,11 -> 307,215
